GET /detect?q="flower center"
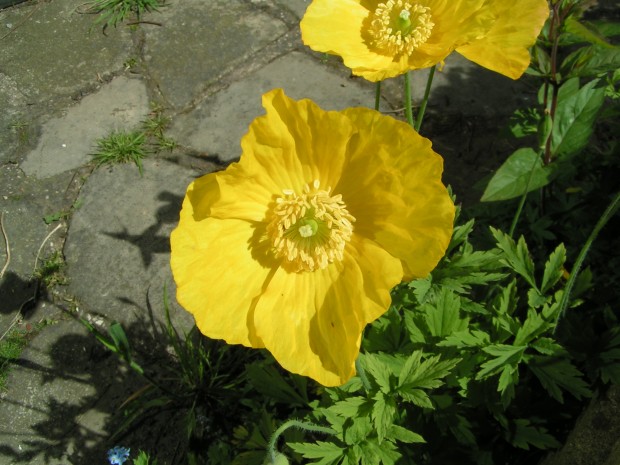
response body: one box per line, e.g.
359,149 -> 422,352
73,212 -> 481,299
369,1 -> 434,56
267,180 -> 355,272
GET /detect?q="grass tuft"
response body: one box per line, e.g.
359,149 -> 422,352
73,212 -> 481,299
92,130 -> 148,175
33,251 -> 68,288
86,0 -> 163,29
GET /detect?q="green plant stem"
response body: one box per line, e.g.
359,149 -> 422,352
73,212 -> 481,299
267,419 -> 336,462
556,191 -> 620,327
375,81 -> 382,111
414,65 -> 435,132
508,152 -> 542,237
403,72 -> 414,127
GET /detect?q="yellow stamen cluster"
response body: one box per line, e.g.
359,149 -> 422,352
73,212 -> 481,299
369,1 -> 434,56
267,180 -> 355,272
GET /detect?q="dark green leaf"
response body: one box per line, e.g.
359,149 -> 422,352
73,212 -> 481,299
386,425 -> 425,444
371,392 -> 396,442
398,352 -> 459,390
448,414 -> 476,446
343,416 -> 373,445
514,309 -> 550,346
446,219 -> 474,254
481,148 -> 553,202
246,364 -> 308,405
288,441 -> 345,465
529,355 -> 592,403
563,17 -> 616,48
498,364 -> 518,407
330,397 -> 368,418
563,45 -> 620,78
437,329 -> 490,349
409,277 -> 432,304
490,228 -> 538,290
477,344 -> 526,379
398,388 -> 433,409
541,243 -> 567,294
530,337 -> 563,355
109,322 -> 131,360
360,438 -> 401,465
508,419 -> 561,450
551,78 -> 606,159
423,288 -> 467,338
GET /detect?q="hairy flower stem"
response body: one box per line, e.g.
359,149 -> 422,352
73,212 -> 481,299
375,81 -> 382,111
555,191 -> 620,331
404,72 -> 414,126
267,420 -> 336,462
415,65 -> 435,132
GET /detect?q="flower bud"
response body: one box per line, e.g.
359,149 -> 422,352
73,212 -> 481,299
264,452 -> 289,465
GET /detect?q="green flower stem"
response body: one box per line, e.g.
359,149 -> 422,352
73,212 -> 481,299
508,151 -> 542,237
556,191 -> 620,328
267,419 -> 336,462
375,81 -> 382,111
404,71 -> 414,127
414,65 -> 435,132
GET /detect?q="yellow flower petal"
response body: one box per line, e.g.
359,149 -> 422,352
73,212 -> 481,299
171,193 -> 275,347
252,235 -> 402,386
339,106 -> 455,278
456,0 -> 549,79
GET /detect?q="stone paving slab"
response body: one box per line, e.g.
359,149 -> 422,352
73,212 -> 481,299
64,158 -> 204,330
170,51 -> 379,163
0,0 -> 132,100
20,76 -> 149,178
143,0 -> 289,110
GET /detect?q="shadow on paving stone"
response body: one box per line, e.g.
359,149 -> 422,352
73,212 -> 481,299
0,300 -> 195,464
0,271 -> 35,318
102,191 -> 184,268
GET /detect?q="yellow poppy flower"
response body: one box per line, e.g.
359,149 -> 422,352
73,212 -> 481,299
300,0 -> 495,81
170,89 -> 454,386
456,0 -> 549,79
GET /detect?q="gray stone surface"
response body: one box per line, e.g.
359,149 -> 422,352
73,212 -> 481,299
0,72 -> 31,164
64,158 -> 200,330
274,0 -> 310,18
0,0 -> 132,99
143,0 -> 288,109
169,51 -> 377,162
541,386 -> 620,465
0,310 -> 147,465
20,76 -> 149,178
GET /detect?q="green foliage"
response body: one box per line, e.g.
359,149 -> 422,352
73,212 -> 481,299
33,250 -> 68,287
85,0 -> 163,29
92,130 -> 148,175
274,205 -> 614,464
133,450 -> 158,465
481,148 -> 554,202
85,3 -> 620,463
0,322 -> 48,391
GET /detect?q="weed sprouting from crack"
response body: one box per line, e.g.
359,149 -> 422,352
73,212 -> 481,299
92,130 -> 148,175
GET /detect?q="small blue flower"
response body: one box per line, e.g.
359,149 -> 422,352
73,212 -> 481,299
107,446 -> 131,465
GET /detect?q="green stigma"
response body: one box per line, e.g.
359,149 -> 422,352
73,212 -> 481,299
298,218 -> 319,238
398,9 -> 412,34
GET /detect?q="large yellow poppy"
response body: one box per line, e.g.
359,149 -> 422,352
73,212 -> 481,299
170,89 -> 454,386
300,0 -> 548,81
